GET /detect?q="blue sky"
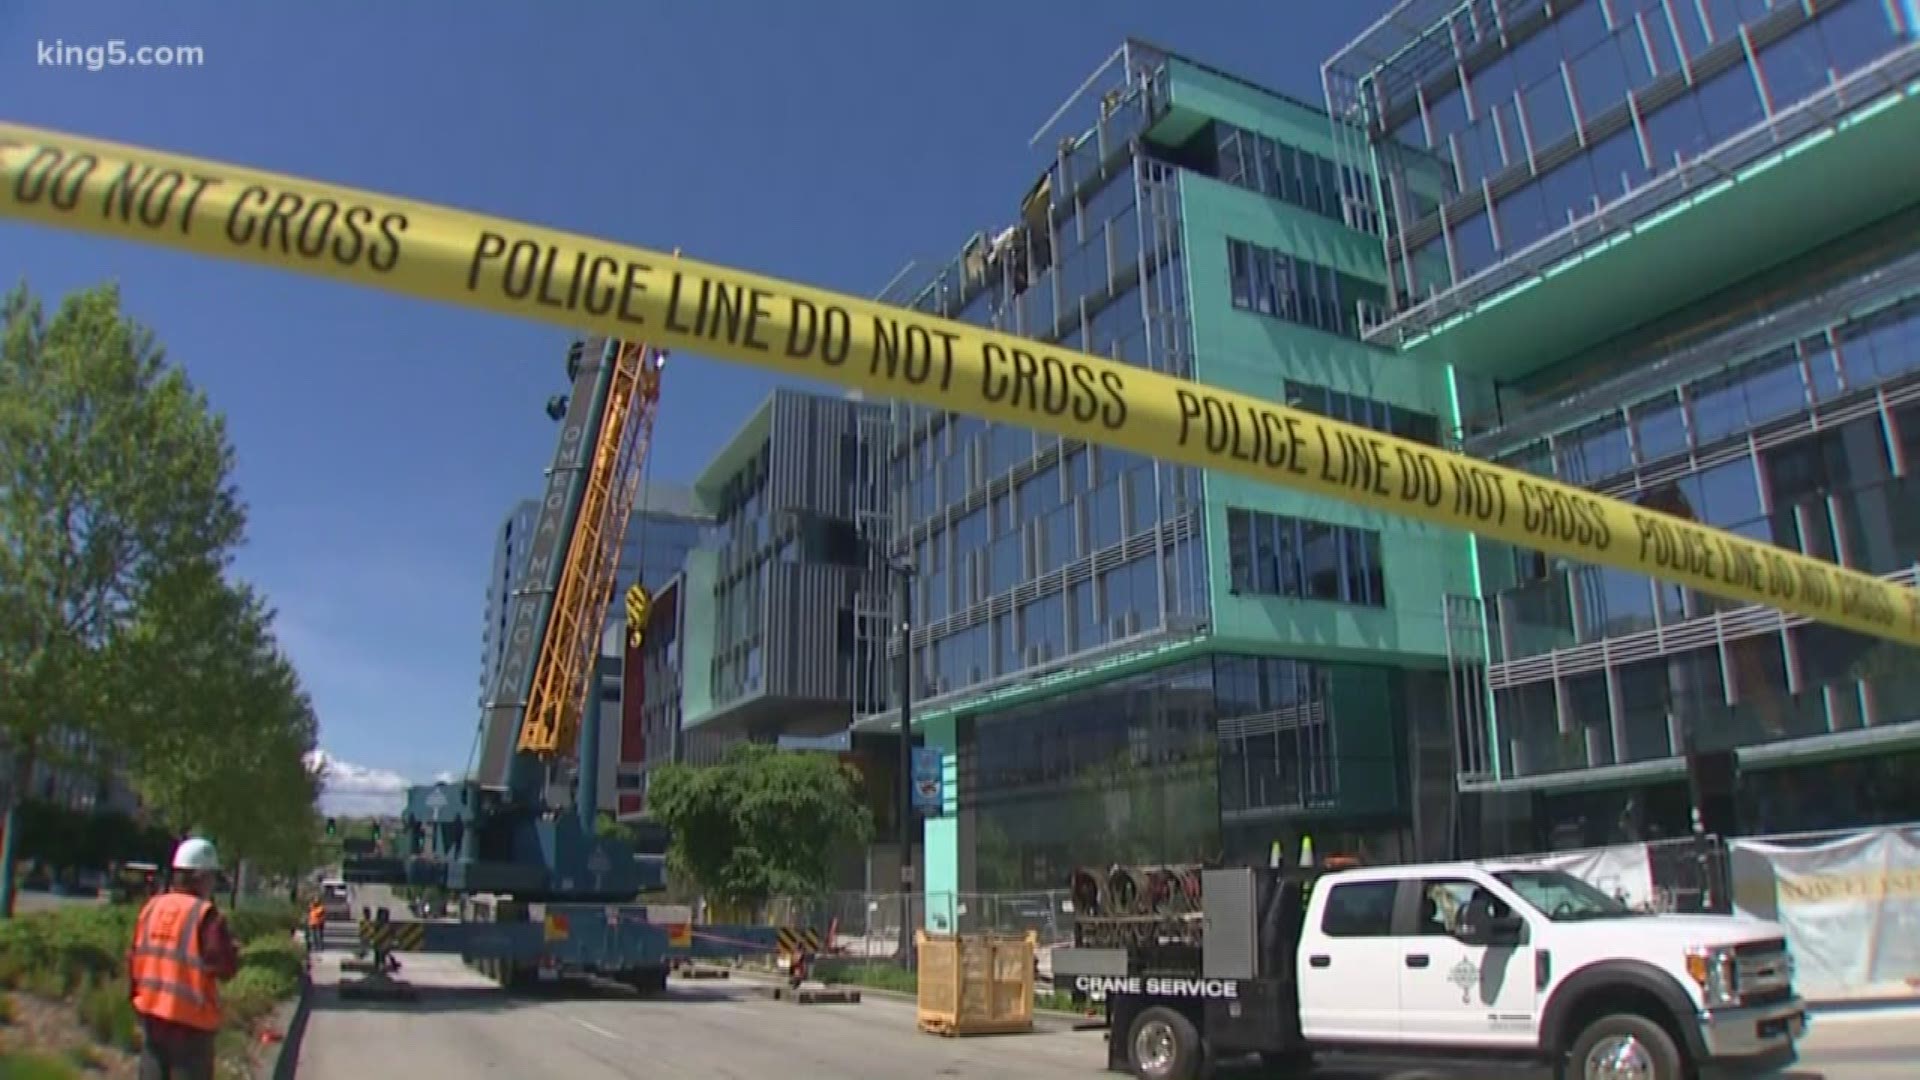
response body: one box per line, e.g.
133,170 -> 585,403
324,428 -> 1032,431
2,1 -> 1383,811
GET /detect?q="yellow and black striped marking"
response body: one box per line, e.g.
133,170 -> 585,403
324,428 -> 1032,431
776,927 -> 822,955
357,919 -> 426,953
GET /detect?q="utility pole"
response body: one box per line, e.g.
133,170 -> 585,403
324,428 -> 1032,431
892,559 -> 917,969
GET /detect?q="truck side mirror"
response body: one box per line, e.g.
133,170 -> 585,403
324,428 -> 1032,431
1454,895 -> 1525,947
1482,913 -> 1526,946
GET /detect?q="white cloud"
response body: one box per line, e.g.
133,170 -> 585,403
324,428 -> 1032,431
304,750 -> 413,817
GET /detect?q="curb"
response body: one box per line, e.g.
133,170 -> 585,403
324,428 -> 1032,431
260,969 -> 315,1080
1808,996 -> 1920,1015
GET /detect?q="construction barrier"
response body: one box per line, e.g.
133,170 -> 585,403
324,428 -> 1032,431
915,929 -> 1037,1037
5,122 -> 1919,647
357,919 -> 426,953
776,927 -> 822,956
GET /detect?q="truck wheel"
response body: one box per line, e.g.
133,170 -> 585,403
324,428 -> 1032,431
1127,1006 -> 1207,1080
1566,1012 -> 1683,1080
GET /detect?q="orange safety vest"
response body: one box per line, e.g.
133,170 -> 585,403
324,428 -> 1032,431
308,903 -> 325,928
129,892 -> 222,1031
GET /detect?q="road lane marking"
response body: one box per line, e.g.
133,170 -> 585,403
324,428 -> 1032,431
566,1016 -> 623,1042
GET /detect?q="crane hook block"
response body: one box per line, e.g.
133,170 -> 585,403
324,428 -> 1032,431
625,584 -> 651,647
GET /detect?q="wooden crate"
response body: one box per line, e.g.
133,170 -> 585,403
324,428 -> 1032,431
914,929 -> 1037,1037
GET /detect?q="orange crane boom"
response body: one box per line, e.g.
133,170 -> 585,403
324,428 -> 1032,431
520,340 -> 666,762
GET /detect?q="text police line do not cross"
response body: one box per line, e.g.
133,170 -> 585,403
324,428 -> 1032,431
5,120 -> 1919,648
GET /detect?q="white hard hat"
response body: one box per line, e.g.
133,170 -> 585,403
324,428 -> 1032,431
172,837 -> 221,872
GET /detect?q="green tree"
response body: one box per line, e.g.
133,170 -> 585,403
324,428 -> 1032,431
595,813 -> 638,845
972,816 -> 1025,893
0,282 -> 245,916
648,744 -> 873,915
116,568 -> 324,894
228,724 -> 327,889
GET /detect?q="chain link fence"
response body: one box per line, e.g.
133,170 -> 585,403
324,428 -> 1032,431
743,835 -> 1745,983
754,889 -> 1075,980
1643,834 -> 1731,913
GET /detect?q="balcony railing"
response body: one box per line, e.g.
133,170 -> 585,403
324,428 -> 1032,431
1366,43 -> 1920,350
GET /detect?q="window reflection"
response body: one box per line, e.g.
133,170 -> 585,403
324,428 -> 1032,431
1369,0 -> 1910,304
968,659 -> 1221,890
1227,238 -> 1388,339
1286,379 -> 1442,446
1211,121 -> 1374,233
1487,391 -> 1920,770
969,654 -> 1405,889
890,238 -> 1195,702
1489,291 -> 1920,513
1227,507 -> 1386,607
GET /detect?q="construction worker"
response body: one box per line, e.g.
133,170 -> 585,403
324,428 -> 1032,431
127,837 -> 238,1080
306,897 -> 327,952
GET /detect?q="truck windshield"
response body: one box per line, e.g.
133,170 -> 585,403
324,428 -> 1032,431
1493,870 -> 1639,921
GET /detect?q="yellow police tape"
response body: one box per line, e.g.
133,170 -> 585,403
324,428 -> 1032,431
5,120 -> 1919,647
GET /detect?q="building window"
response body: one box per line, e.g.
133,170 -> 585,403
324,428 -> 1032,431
1226,507 -> 1385,606
1285,379 -> 1442,446
1227,238 -> 1387,339
1216,656 -> 1339,813
1319,881 -> 1396,937
1364,0 -> 1910,301
1212,121 -> 1377,235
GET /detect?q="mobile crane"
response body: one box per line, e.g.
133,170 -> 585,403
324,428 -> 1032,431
340,336 -> 786,992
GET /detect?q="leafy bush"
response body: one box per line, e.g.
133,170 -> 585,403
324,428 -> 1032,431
0,906 -> 134,996
0,897 -> 305,1062
812,959 -> 918,993
0,897 -> 299,995
236,935 -> 304,986
1036,988 -> 1081,1013
221,966 -> 295,1027
225,899 -> 301,944
219,930 -> 305,1031
214,1028 -> 256,1080
75,975 -> 137,1050
17,969 -> 66,1002
0,1051 -> 85,1080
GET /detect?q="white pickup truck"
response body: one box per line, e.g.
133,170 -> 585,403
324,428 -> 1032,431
1054,860 -> 1806,1079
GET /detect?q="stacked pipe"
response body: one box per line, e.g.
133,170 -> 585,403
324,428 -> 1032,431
1068,864 -> 1207,949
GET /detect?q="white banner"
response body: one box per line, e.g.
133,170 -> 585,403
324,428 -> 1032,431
1730,827 -> 1920,1001
1526,843 -> 1658,911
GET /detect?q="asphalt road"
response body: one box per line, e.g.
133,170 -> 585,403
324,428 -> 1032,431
291,949 -> 1920,1080
344,882 -> 405,920
296,952 -> 1103,1079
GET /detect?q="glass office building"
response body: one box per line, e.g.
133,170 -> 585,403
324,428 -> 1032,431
1325,0 -> 1920,852
612,482 -> 708,612
859,40 -> 1478,898
679,389 -> 888,744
